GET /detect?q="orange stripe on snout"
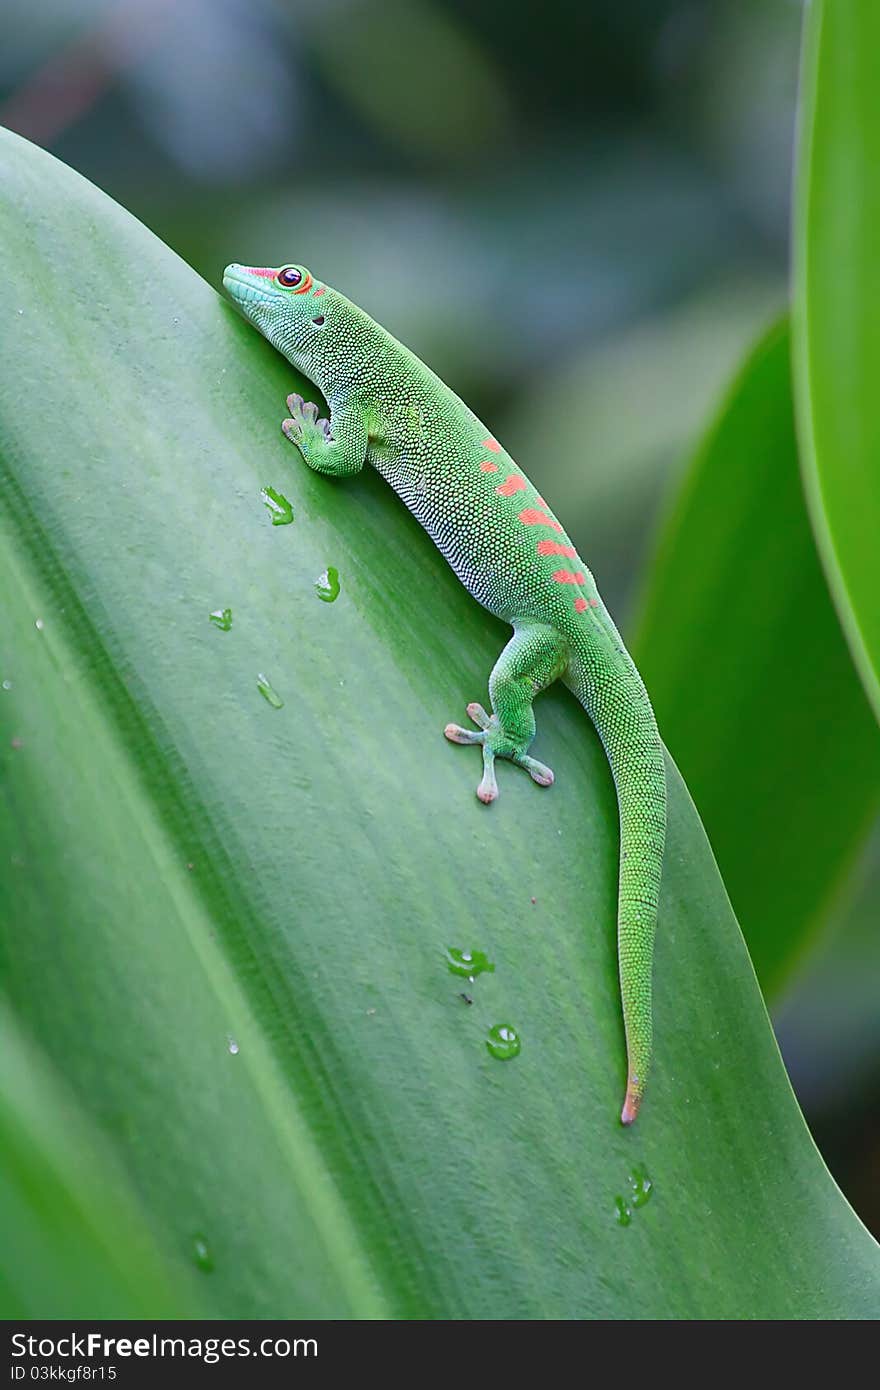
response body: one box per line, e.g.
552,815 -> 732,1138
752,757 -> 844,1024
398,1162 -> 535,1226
537,540 -> 576,557
518,508 -> 563,532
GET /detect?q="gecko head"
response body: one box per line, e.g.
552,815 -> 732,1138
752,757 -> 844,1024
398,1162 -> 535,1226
223,262 -> 339,382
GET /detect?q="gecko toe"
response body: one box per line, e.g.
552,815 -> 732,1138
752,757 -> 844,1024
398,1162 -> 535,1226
444,722 -> 483,746
477,758 -> 498,803
517,754 -> 555,787
466,702 -> 493,730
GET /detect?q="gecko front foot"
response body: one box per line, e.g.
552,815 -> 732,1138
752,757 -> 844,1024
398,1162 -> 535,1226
444,702 -> 554,804
282,392 -> 334,447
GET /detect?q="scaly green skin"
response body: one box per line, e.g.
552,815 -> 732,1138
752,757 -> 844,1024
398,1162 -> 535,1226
223,261 -> 667,1124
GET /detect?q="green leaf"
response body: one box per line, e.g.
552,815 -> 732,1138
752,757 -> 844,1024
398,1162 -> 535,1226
793,0 -> 880,722
0,1005 -> 203,1319
1,128 -> 878,1318
632,321 -> 880,994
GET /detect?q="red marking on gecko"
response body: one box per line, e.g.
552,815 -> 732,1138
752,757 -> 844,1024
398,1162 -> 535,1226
574,597 -> 588,613
518,508 -> 563,532
479,460 -> 499,473
248,267 -> 277,278
482,438 -> 501,453
312,286 -> 326,297
552,569 -> 586,585
537,540 -> 576,557
536,497 -> 548,508
496,474 -> 526,497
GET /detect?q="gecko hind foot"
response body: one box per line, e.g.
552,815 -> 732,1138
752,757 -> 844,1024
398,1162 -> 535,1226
444,702 -> 554,804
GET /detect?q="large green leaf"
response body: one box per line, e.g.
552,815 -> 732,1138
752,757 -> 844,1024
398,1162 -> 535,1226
1,128 -> 878,1319
793,0 -> 880,722
0,1005 -> 204,1319
632,321 -> 880,993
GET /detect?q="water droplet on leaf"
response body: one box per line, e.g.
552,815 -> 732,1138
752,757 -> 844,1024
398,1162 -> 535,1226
486,1023 -> 521,1060
261,486 -> 294,525
628,1164 -> 653,1208
257,673 -> 283,708
192,1235 -> 214,1272
446,947 -> 495,979
227,1036 -> 239,1055
614,1196 -> 632,1227
315,566 -> 341,602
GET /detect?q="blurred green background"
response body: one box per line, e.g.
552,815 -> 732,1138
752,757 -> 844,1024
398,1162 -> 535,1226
2,0 -> 877,1238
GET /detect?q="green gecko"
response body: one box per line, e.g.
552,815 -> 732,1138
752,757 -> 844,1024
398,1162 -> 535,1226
223,261 -> 667,1124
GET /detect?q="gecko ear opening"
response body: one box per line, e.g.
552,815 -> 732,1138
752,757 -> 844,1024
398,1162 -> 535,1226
312,316 -> 325,326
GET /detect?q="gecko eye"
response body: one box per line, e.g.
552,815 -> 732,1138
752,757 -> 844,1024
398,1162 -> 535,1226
312,315 -> 325,326
277,266 -> 302,288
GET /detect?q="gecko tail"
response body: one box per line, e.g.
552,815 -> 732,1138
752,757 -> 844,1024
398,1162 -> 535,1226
566,630 -> 667,1127
621,1078 -> 642,1126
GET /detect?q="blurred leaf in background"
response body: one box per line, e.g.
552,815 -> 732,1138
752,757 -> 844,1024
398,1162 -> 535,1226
793,0 -> 880,720
631,321 -> 880,994
775,822 -> 880,1238
504,277 -> 783,613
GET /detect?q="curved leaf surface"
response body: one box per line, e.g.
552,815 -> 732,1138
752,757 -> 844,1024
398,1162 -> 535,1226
1,128 -> 878,1318
793,0 -> 880,721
